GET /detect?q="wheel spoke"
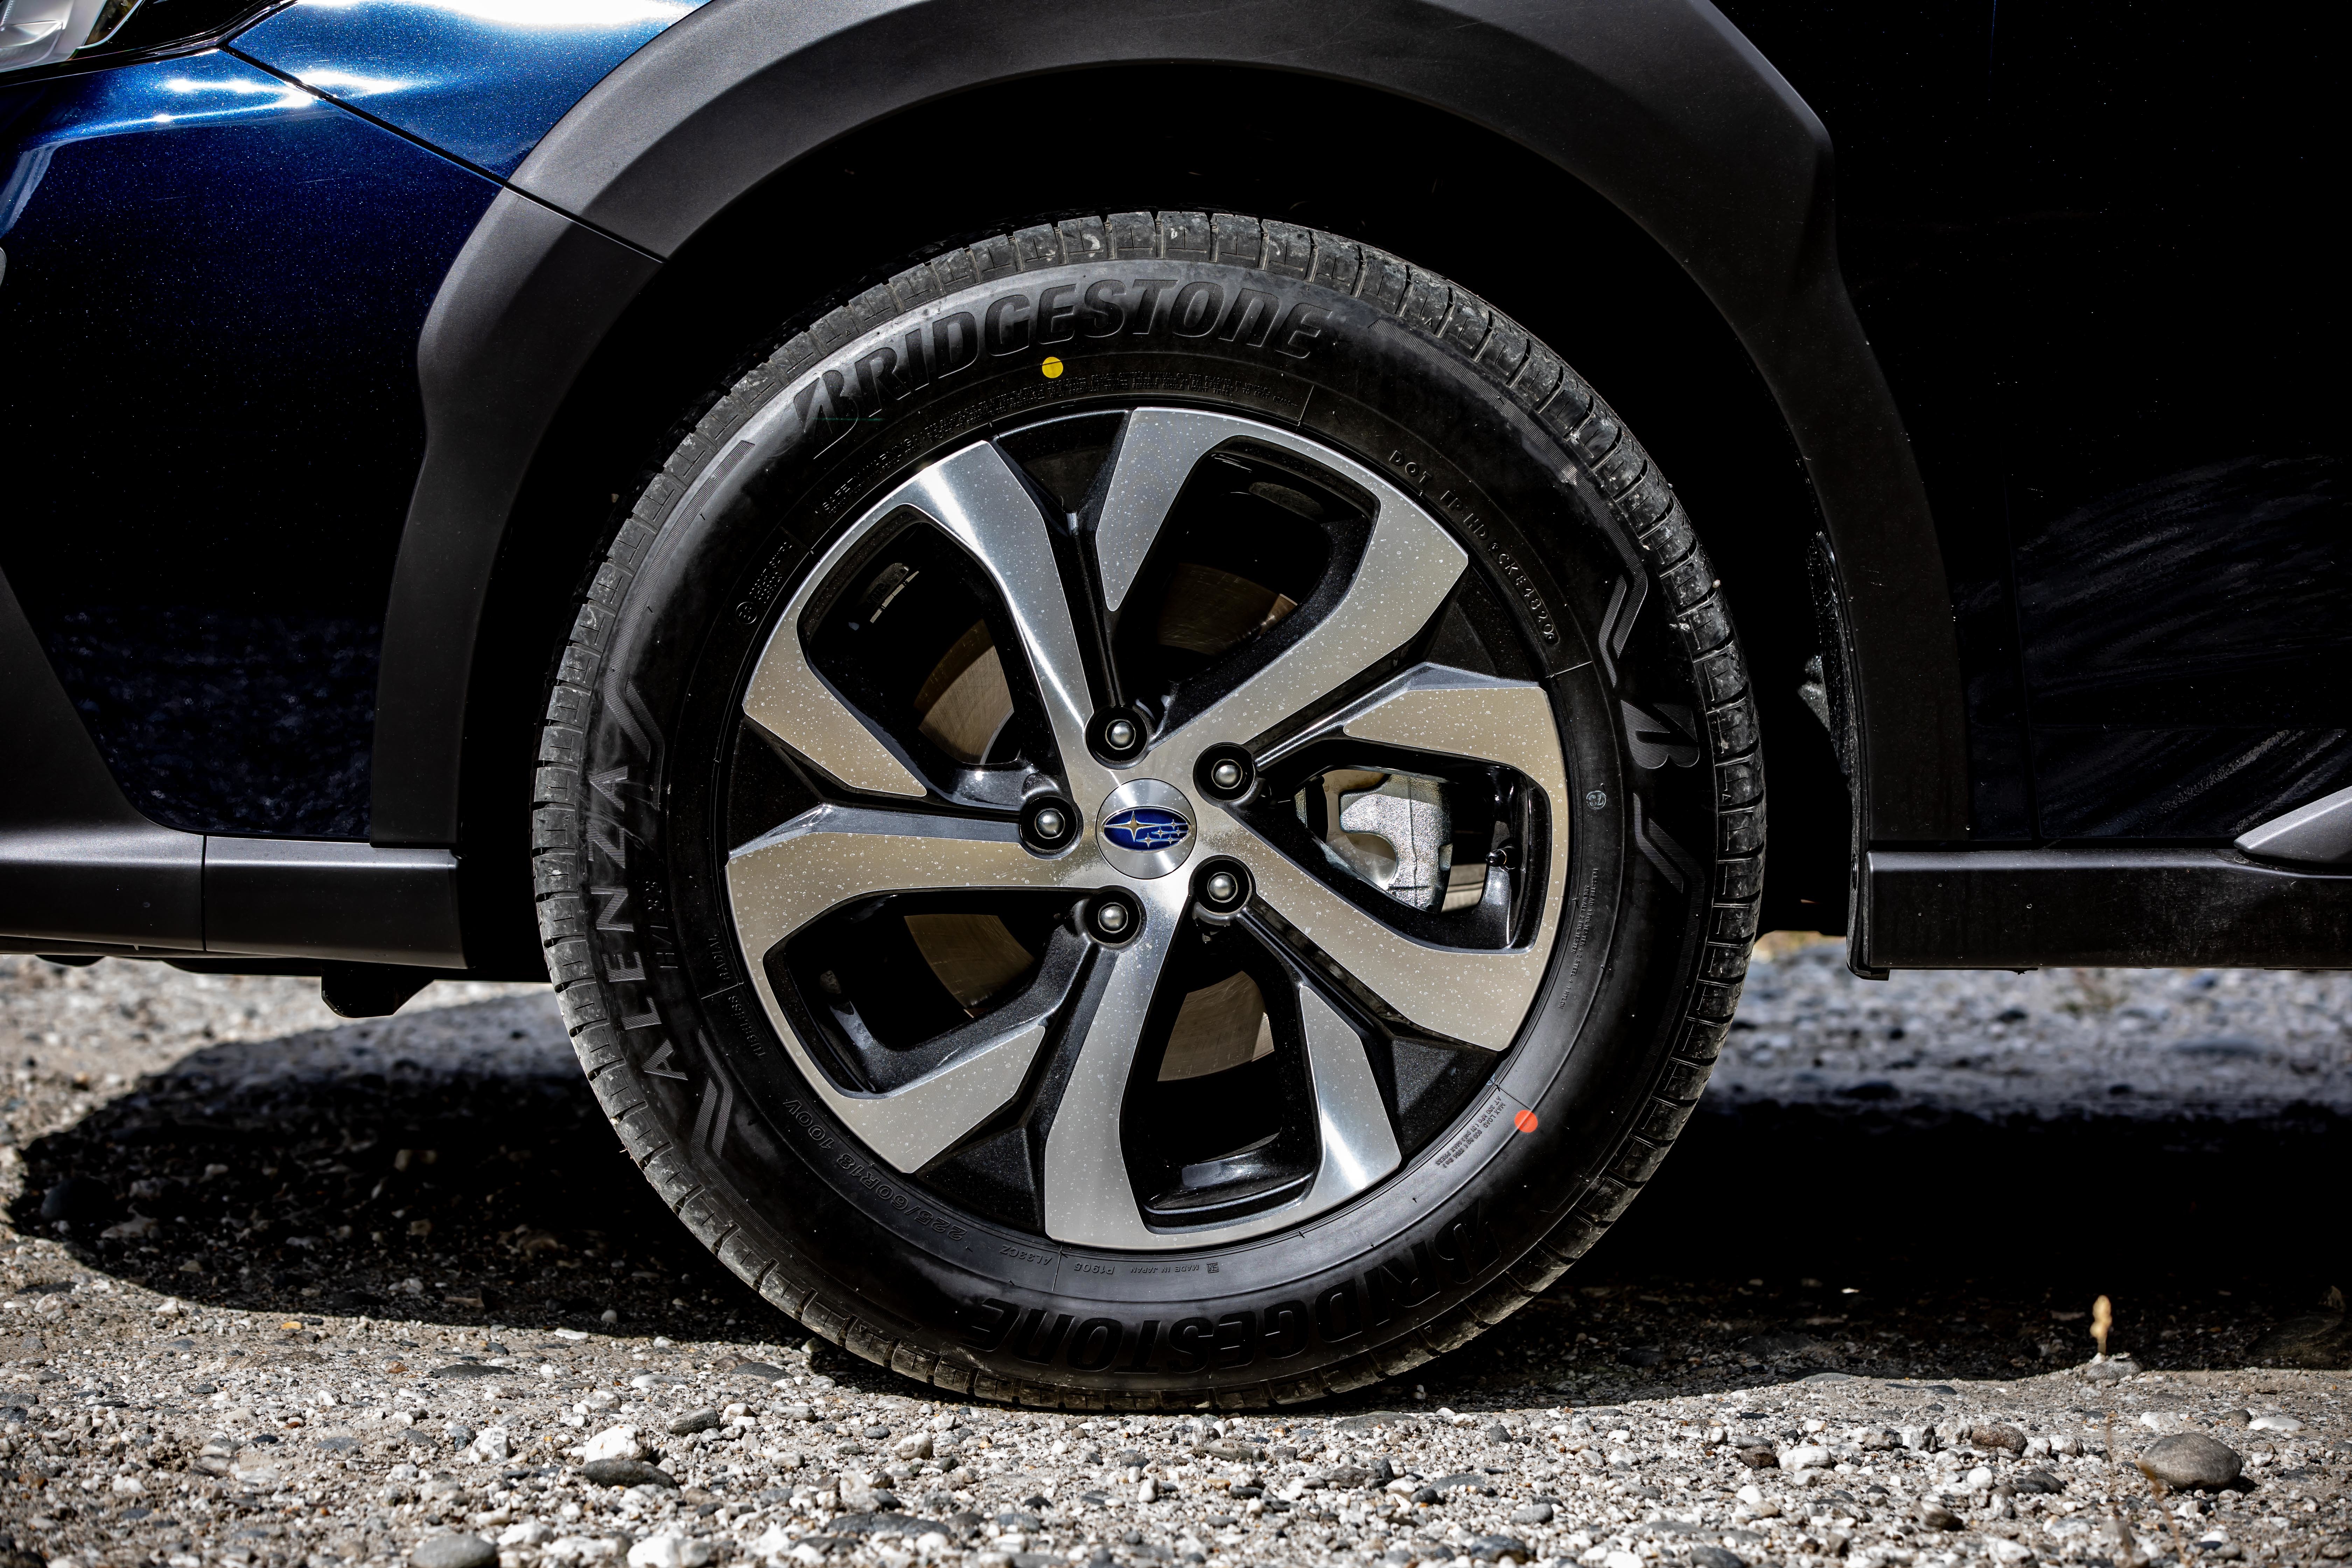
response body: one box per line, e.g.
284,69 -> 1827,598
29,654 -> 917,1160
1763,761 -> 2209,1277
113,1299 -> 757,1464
1038,880 -> 1188,1248
1197,663 -> 1568,1050
1241,848 -> 1549,1049
1295,980 -> 1402,1205
729,806 -> 1102,1174
726,804 -> 1082,961
898,441 -> 1115,804
742,526 -> 930,799
1092,408 -> 1262,612
1146,459 -> 1468,778
796,934 -> 1089,1175
1267,661 -> 1567,789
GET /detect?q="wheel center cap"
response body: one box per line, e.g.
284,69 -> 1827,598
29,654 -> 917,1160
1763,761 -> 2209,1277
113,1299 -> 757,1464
1096,779 -> 1198,878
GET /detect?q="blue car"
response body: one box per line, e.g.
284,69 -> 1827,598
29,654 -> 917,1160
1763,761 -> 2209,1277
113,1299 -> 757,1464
1,0 -> 2339,1401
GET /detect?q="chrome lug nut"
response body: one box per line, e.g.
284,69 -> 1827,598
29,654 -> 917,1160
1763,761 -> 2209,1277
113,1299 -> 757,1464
1197,746 -> 1254,800
1022,796 -> 1078,852
1104,718 -> 1138,751
1090,899 -> 1133,938
1192,860 -> 1251,917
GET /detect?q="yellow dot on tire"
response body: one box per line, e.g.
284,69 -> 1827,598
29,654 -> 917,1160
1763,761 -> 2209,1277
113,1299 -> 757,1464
1040,356 -> 1064,379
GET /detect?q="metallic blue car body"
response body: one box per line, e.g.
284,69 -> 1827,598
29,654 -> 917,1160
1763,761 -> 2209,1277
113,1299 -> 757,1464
0,2 -> 704,838
231,0 -> 705,177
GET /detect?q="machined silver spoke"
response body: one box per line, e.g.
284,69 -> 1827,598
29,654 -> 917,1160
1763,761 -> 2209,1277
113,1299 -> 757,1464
728,804 -> 1105,1176
741,527 -> 930,799
792,934 -> 1089,1175
898,441 -> 1118,806
1039,879 -> 1189,1249
1212,664 -> 1569,1051
727,804 -> 1086,959
1093,408 -> 1261,612
1142,442 -> 1469,782
1295,981 -> 1403,1207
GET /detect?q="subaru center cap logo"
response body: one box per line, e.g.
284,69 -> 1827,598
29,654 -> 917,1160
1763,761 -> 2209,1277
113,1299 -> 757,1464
1095,779 -> 1200,878
1103,806 -> 1190,852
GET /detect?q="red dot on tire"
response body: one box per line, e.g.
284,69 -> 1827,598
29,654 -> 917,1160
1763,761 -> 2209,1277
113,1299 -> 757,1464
1513,1108 -> 1539,1133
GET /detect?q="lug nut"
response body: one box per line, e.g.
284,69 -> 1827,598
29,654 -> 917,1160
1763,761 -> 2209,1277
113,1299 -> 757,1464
1197,747 -> 1254,800
1192,861 -> 1251,917
1022,796 -> 1078,852
1104,718 -> 1138,751
1091,900 -> 1133,938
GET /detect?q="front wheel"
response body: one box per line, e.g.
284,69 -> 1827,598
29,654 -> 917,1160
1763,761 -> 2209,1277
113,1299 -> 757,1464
532,211 -> 1760,1405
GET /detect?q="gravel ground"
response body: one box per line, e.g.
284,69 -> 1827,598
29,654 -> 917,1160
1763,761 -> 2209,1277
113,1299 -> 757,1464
2,944 -> 2347,1568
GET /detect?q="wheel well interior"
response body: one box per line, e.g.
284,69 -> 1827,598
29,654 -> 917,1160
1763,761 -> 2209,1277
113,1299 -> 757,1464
454,63 -> 1853,976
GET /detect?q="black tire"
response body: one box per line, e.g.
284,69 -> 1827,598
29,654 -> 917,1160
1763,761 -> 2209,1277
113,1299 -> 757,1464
531,211 -> 1760,1407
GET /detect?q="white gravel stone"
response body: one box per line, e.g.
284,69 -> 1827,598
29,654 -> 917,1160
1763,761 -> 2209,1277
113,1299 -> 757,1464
581,1424 -> 644,1461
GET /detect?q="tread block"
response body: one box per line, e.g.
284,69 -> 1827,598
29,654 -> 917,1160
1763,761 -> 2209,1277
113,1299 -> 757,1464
1356,247 -> 1411,312
1582,1176 -> 1639,1222
928,247 -> 979,294
1709,899 -> 1760,944
1679,1014 -> 1734,1064
1056,215 -> 1109,264
1473,313 -> 1531,379
1691,978 -> 1745,1022
1715,754 -> 1764,808
1160,211 -> 1211,258
1399,271 -> 1451,334
1595,439 -> 1646,497
969,233 -> 1019,281
1010,224 -> 1062,270
1210,212 -> 1264,265
1105,211 -> 1157,258
1660,552 -> 1715,610
1606,1135 -> 1668,1186
1654,1056 -> 1713,1102
1306,235 -> 1361,293
1637,1096 -> 1695,1146
1717,854 -> 1763,901
845,1320 -> 897,1366
1436,293 -> 1491,354
1262,220 -> 1313,278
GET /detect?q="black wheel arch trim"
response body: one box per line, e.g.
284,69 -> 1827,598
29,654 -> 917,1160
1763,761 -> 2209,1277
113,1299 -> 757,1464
372,0 -> 1968,862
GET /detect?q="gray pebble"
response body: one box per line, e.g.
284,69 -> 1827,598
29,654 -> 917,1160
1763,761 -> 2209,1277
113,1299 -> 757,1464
2137,1433 -> 2243,1490
1508,1502 -> 1553,1525
1918,1502 -> 1964,1531
410,1535 -> 497,1568
581,1458 -> 679,1489
1468,1535 -> 1530,1563
668,1407 -> 720,1435
1971,1422 -> 2028,1453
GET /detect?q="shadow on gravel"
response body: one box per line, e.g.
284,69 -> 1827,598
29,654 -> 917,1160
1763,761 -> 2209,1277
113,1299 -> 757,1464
12,1002 -> 2347,1405
1410,1096 -> 2352,1407
8,1001 -> 769,1340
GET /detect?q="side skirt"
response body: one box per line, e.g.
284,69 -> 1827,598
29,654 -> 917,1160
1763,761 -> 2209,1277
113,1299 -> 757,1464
1858,847 -> 2352,971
